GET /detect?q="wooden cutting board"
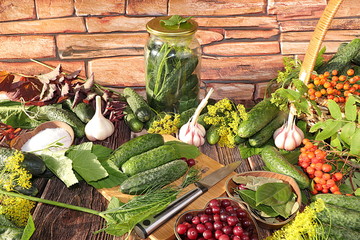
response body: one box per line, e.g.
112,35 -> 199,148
98,135 -> 238,240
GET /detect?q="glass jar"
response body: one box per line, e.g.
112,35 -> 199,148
144,16 -> 201,113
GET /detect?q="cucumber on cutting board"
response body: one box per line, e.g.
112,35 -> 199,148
120,160 -> 188,195
108,133 -> 164,168
237,99 -> 279,138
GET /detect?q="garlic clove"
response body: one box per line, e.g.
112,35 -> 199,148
274,128 -> 287,149
284,135 -> 297,151
273,123 -> 285,139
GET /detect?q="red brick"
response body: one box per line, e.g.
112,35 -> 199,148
195,16 -> 278,29
205,83 -> 254,101
335,0 -> 360,18
127,0 -> 167,15
281,30 -> 360,42
0,17 -> 86,34
268,0 -> 326,21
280,18 -> 360,32
74,0 -> 125,16
203,42 -> 280,56
0,0 -> 35,21
201,55 -> 284,81
56,33 -> 148,59
0,36 -> 55,59
169,0 -> 265,16
36,0 -> 74,18
88,56 -> 145,87
0,61 -> 86,78
281,41 -> 344,55
196,30 -> 224,45
225,29 -> 279,40
86,16 -> 152,32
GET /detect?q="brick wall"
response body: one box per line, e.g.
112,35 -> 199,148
0,0 -> 359,101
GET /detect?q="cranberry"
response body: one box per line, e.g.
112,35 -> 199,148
205,222 -> 214,231
187,158 -> 196,167
205,207 -> 213,215
221,199 -> 232,208
233,226 -> 244,236
209,199 -> 221,208
176,223 -> 188,235
192,216 -> 200,225
187,228 -> 198,240
219,235 -> 230,240
220,212 -> 229,222
203,230 -> 213,239
196,223 -> 206,233
225,206 -> 235,213
213,214 -> 221,222
213,221 -> 223,231
232,236 -> 241,240
227,216 -> 239,226
237,209 -> 247,218
212,206 -> 221,214
242,220 -> 251,228
214,230 -> 224,239
185,213 -> 193,222
222,226 -> 233,235
241,235 -> 250,240
200,214 -> 210,223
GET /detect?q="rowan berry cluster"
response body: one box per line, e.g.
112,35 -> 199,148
298,139 -> 343,195
307,69 -> 360,103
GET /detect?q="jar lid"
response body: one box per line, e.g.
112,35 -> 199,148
146,16 -> 198,36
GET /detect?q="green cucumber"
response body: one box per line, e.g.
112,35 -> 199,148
206,125 -> 220,145
321,224 -> 359,240
312,194 -> 360,211
248,111 -> 286,147
234,135 -> 247,144
108,133 -> 164,168
123,87 -> 153,122
38,106 -> 85,137
120,160 -> 188,195
124,107 -> 144,133
121,145 -> 177,176
316,203 -> 360,231
62,99 -> 95,123
261,145 -> 310,189
238,99 -> 279,138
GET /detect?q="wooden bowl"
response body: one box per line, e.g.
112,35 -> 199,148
225,171 -> 302,230
10,121 -> 75,150
174,197 -> 259,240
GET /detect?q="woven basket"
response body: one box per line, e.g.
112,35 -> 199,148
292,0 -> 344,125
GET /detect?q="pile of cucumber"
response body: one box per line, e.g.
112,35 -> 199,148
108,134 -> 194,195
312,194 -> 360,240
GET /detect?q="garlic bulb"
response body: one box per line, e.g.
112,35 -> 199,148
273,113 -> 304,151
179,88 -> 214,147
85,95 -> 115,141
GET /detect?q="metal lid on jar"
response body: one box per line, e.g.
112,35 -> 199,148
146,16 -> 198,36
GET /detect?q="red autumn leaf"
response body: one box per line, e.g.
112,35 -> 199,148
6,77 -> 43,102
0,71 -> 14,92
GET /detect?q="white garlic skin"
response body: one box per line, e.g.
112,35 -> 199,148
273,121 -> 304,151
179,122 -> 206,147
85,95 -> 115,141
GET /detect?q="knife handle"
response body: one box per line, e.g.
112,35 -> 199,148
134,185 -> 207,239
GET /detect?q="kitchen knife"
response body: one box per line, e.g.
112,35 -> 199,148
134,160 -> 241,239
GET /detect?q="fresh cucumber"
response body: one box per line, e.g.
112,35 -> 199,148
316,203 -> 360,231
312,194 -> 360,211
206,125 -> 220,145
120,160 -> 188,195
62,99 -> 95,123
238,99 -> 279,138
124,107 -> 144,133
248,111 -> 286,147
123,87 -> 153,122
108,133 -> 164,168
234,135 -> 247,145
261,145 -> 310,189
321,224 -> 359,240
121,145 -> 177,176
38,105 -> 85,137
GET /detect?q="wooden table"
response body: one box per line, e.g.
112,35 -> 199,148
29,120 -> 272,240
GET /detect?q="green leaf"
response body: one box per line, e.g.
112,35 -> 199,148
0,215 -> 23,240
42,150 -> 79,187
309,120 -> 327,133
238,143 -> 264,159
330,134 -> 343,151
232,176 -> 282,191
271,200 -> 294,219
315,120 -> 343,141
292,79 -> 308,95
345,95 -> 357,121
350,128 -> 360,155
237,190 -> 278,217
92,144 -> 113,161
161,15 -> 192,27
67,149 -> 108,182
21,215 -> 35,240
88,160 -> 128,189
165,141 -> 200,159
355,188 -> 360,196
314,46 -> 326,69
339,122 -> 356,145
327,99 -> 342,120
339,183 -> 354,194
256,182 -> 292,206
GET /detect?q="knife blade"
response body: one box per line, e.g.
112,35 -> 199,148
134,160 -> 241,239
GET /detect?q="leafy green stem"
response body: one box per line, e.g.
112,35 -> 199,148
0,189 -> 101,216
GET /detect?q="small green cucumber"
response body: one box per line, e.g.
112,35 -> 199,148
62,99 -> 95,123
123,87 -> 153,122
248,111 -> 286,147
261,145 -> 310,189
121,145 -> 177,176
124,107 -> 144,133
238,99 -> 279,138
206,125 -> 220,145
108,133 -> 164,168
120,160 -> 188,195
312,194 -> 360,211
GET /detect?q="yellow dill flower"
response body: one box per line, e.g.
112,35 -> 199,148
0,195 -> 35,226
148,113 -> 180,134
204,99 -> 247,148
267,199 -> 326,240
